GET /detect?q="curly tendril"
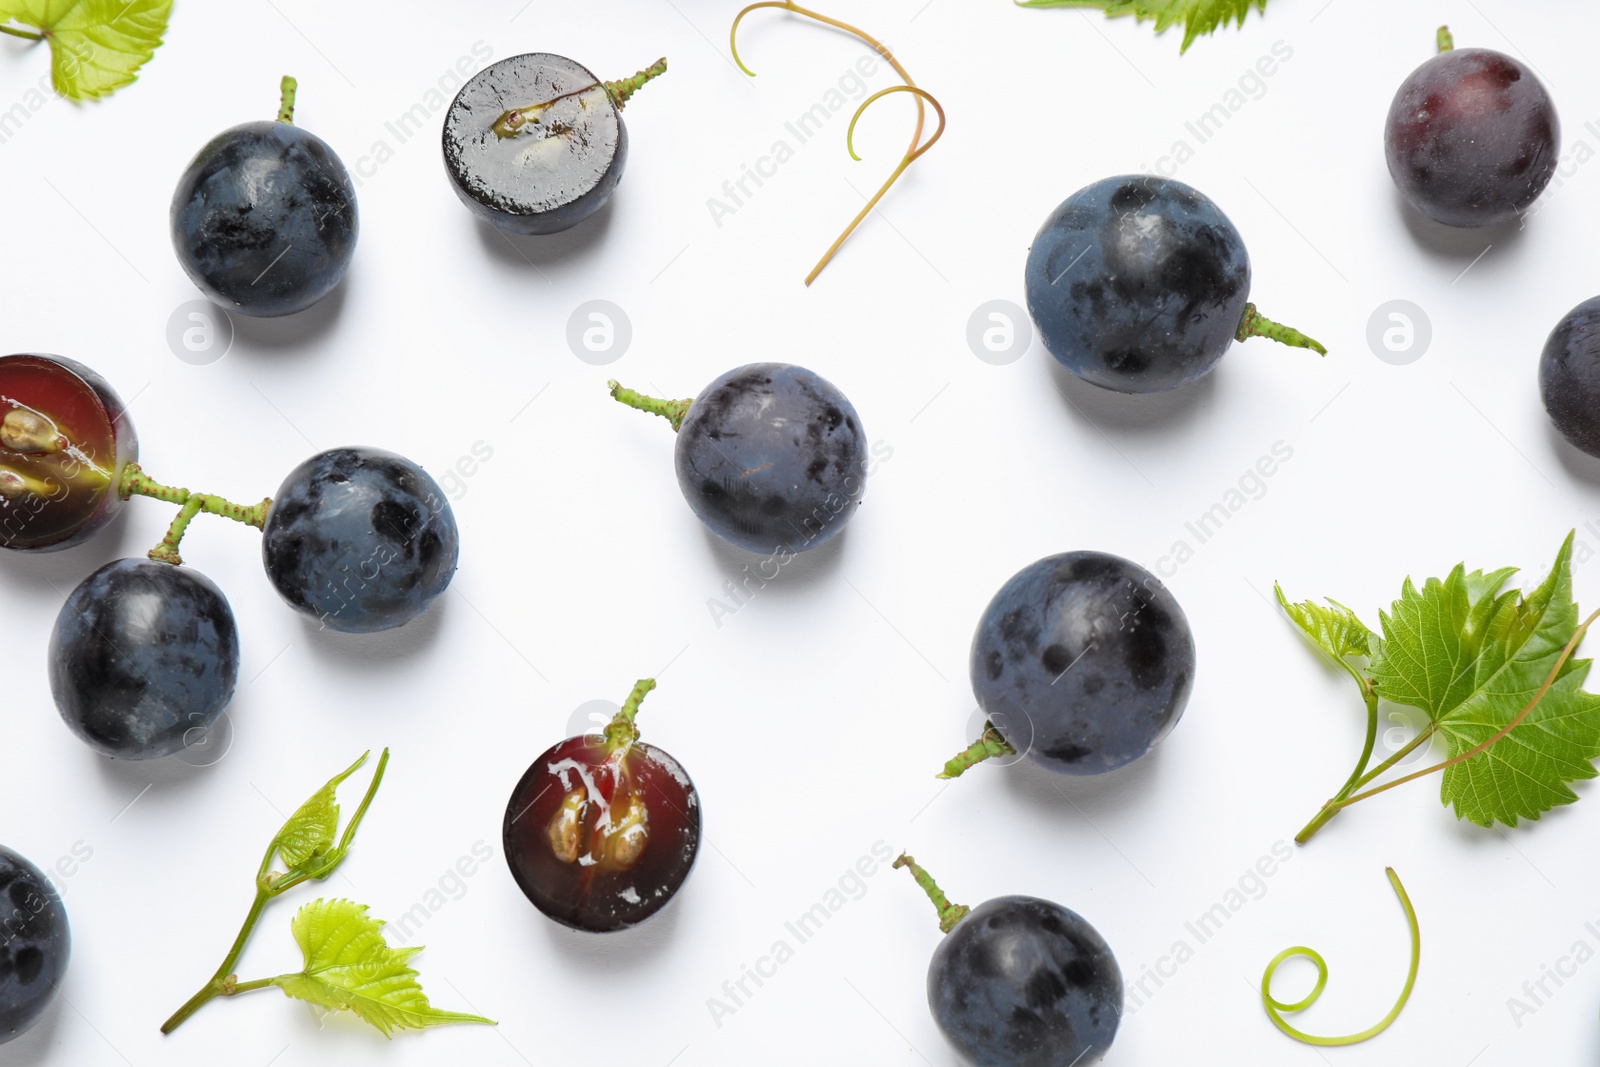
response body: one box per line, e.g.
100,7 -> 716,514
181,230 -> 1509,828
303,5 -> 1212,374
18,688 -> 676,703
1260,867 -> 1420,1047
729,1 -> 944,286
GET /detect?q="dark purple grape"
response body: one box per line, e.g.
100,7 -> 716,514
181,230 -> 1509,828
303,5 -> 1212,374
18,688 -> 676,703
0,353 -> 137,552
895,855 -> 1122,1067
49,559 -> 239,760
1025,176 -> 1322,394
1540,296 -> 1600,457
0,846 -> 69,1046
1385,36 -> 1559,228
676,364 -> 867,555
260,448 -> 459,633
931,897 -> 1122,1067
171,80 -> 358,316
968,552 -> 1194,775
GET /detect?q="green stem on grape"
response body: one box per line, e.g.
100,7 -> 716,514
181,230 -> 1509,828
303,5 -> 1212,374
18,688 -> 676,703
1296,606 -> 1600,843
892,853 -> 970,934
604,678 -> 657,750
118,463 -> 272,566
161,750 -> 388,1035
1437,25 -> 1454,53
607,380 -> 692,433
1235,303 -> 1328,356
1260,867 -> 1420,1046
490,58 -> 668,140
0,24 -> 42,41
937,721 -> 1016,779
604,57 -> 668,110
277,75 -> 297,124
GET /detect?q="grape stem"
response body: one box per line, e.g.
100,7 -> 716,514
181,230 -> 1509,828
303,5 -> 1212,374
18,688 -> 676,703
277,75 -> 297,124
0,24 -> 42,41
118,463 -> 272,567
1260,867 -> 1420,1046
730,1 -> 946,286
1235,303 -> 1327,356
1295,605 -> 1600,844
1437,25 -> 1454,53
603,678 -> 657,751
607,380 -> 692,433
160,750 -> 389,1035
892,853 -> 970,933
491,58 -> 668,140
937,721 -> 1016,779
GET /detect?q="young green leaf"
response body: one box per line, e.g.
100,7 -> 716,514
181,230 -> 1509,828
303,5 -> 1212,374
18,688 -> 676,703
271,900 -> 495,1037
1369,534 -> 1600,827
0,0 -> 173,101
1275,586 -> 1374,666
272,751 -> 368,870
1013,0 -> 1267,53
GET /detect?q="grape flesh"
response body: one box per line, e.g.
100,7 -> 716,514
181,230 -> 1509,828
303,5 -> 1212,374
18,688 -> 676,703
971,552 -> 1195,774
261,448 -> 459,634
171,121 -> 359,316
503,734 -> 700,932
0,354 -> 137,552
49,559 -> 239,760
1025,176 -> 1251,393
675,363 -> 867,554
0,846 -> 69,1046
929,896 -> 1121,1067
443,54 -> 627,235
1540,296 -> 1600,457
1385,48 -> 1559,228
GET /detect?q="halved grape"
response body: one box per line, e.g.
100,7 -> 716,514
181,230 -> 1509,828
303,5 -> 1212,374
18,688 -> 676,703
0,354 -> 137,552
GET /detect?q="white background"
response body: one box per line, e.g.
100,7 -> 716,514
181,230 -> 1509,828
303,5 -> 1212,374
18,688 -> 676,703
1,0 -> 1598,1064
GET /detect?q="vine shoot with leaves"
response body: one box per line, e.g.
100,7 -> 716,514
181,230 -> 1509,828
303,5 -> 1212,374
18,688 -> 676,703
1279,534 -> 1600,843
161,749 -> 494,1037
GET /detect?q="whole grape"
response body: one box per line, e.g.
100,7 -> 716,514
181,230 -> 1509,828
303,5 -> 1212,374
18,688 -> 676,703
1026,176 -> 1258,393
674,363 -> 867,554
1540,296 -> 1600,457
1385,40 -> 1558,228
971,552 -> 1194,774
171,88 -> 358,316
930,896 -> 1122,1067
0,846 -> 69,1046
0,354 -> 138,552
261,448 -> 459,633
49,559 -> 238,760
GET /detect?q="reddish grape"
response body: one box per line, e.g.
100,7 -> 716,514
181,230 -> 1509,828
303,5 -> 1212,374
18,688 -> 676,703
0,354 -> 138,551
503,680 -> 699,932
1385,35 -> 1559,228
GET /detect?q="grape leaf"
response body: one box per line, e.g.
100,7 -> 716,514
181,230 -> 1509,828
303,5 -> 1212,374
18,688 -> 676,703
1014,0 -> 1267,52
1275,586 -> 1374,664
0,0 -> 172,101
271,899 -> 495,1037
1368,533 -> 1600,827
273,751 -> 368,870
